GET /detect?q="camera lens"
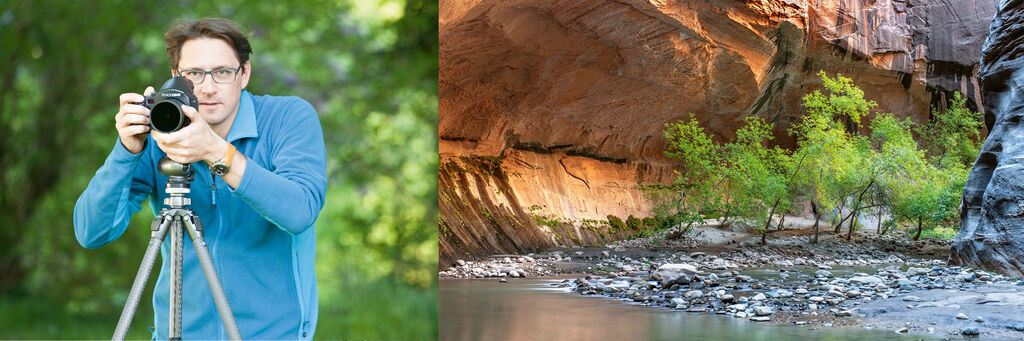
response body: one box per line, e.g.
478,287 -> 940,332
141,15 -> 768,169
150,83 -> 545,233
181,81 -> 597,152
150,101 -> 186,133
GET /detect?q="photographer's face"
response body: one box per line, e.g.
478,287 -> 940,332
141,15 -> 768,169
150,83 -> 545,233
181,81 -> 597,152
174,38 -> 250,132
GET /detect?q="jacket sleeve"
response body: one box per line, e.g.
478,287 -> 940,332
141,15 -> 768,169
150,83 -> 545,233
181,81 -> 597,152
231,99 -> 327,235
73,139 -> 156,249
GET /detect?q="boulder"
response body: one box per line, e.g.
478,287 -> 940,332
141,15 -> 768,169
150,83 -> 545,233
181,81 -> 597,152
652,263 -> 700,286
684,290 -> 704,299
905,267 -> 930,277
849,276 -> 885,287
752,306 -> 773,316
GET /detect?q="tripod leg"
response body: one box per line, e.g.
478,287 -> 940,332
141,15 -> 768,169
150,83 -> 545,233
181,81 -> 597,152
113,216 -> 171,341
183,215 -> 242,341
170,216 -> 184,341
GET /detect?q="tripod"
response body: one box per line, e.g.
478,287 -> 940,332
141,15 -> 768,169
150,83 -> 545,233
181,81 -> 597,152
112,157 -> 242,341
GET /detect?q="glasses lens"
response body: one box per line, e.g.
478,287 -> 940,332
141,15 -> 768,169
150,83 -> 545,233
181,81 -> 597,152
212,69 -> 237,84
181,71 -> 206,84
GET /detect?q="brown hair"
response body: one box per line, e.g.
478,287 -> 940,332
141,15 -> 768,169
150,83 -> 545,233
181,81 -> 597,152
164,18 -> 252,70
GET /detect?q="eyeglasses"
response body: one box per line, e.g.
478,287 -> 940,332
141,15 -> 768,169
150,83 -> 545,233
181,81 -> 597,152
176,66 -> 243,84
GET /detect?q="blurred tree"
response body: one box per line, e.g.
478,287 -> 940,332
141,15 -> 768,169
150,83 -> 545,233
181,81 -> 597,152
0,0 -> 437,339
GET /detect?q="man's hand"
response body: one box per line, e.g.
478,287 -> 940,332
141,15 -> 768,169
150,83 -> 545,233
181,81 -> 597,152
116,86 -> 155,154
152,104 -> 229,165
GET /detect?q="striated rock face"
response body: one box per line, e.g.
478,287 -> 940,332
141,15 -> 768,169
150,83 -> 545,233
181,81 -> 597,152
438,149 -> 677,266
951,1 -> 1024,277
440,0 -> 996,265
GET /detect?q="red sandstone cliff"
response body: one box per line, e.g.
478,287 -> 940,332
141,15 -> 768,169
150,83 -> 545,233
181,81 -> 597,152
439,0 -> 996,266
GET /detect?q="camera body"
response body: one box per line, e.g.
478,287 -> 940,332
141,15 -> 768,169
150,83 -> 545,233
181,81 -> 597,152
136,76 -> 198,133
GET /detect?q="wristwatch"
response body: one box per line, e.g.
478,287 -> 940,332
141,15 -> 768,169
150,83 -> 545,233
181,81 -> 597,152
211,144 -> 237,176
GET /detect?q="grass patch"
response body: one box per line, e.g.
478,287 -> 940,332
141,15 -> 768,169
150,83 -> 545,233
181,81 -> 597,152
317,278 -> 437,340
531,213 -> 562,228
1,278 -> 438,340
0,294 -> 154,339
919,225 -> 958,240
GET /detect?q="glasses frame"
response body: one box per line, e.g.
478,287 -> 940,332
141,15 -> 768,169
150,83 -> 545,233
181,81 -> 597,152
176,65 -> 244,84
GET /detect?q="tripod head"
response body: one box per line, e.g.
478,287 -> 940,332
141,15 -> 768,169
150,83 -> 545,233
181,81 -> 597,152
158,157 -> 193,209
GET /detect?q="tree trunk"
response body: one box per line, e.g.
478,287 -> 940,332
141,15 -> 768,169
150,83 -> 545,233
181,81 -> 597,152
763,203 -> 778,232
761,229 -> 767,245
845,179 -> 875,240
846,208 -> 857,240
914,217 -> 923,240
777,214 -> 786,231
812,214 -> 820,244
811,202 -> 820,244
876,205 -> 883,234
720,206 -> 732,228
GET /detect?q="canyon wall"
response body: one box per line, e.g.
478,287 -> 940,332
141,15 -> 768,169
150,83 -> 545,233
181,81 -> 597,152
439,0 -> 996,266
950,1 -> 1024,278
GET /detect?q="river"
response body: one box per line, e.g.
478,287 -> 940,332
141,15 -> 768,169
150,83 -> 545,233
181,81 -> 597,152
439,278 -> 944,341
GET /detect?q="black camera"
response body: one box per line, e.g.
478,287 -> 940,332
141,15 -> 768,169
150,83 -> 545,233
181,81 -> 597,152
135,76 -> 198,133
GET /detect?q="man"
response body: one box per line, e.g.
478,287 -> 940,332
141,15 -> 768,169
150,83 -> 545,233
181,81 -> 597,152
74,18 -> 326,340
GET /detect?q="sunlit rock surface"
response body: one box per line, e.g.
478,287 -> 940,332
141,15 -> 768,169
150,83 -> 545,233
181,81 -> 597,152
951,1 -> 1024,278
439,0 -> 996,266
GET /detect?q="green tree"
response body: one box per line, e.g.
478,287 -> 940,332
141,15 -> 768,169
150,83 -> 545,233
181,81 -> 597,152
888,164 -> 965,240
790,72 -> 879,241
658,115 -> 796,243
916,91 -> 984,168
721,116 -> 794,244
653,114 -> 729,234
653,72 -> 978,245
800,70 -> 877,135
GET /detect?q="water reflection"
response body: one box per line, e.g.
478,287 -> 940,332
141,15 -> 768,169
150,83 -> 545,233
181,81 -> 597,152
440,278 -> 941,341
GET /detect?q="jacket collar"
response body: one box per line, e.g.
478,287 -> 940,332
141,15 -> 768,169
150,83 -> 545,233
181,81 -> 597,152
226,90 -> 258,143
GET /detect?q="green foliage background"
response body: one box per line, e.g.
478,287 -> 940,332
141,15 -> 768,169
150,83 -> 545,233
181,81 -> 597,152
0,0 -> 438,339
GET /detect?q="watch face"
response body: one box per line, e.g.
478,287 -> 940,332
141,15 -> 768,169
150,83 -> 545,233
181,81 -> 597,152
212,163 -> 229,176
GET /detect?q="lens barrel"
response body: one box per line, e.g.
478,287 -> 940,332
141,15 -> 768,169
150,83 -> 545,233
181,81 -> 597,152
137,77 -> 198,133
150,100 -> 191,133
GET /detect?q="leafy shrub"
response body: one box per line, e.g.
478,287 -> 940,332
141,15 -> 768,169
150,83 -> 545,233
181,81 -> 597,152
626,215 -> 644,230
607,215 -> 626,233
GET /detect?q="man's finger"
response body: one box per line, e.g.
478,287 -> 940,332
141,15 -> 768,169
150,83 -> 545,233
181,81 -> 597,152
143,86 -> 155,96
151,131 -> 170,143
121,104 -> 151,116
123,113 -> 150,125
180,104 -> 203,122
154,129 -> 187,144
125,124 -> 150,136
119,93 -> 145,106
154,141 -> 178,154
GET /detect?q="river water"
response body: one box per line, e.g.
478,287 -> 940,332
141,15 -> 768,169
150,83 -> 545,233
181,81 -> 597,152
439,278 -> 942,341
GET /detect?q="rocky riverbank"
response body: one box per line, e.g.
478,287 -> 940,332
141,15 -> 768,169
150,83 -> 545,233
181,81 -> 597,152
440,227 -> 1024,339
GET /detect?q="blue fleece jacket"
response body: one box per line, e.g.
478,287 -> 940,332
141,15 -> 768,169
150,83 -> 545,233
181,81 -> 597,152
74,90 -> 327,340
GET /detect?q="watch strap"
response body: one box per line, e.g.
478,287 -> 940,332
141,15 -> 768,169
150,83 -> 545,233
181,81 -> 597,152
223,143 -> 237,167
211,144 -> 236,176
